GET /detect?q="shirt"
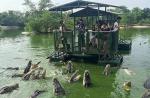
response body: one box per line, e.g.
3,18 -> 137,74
113,22 -> 119,31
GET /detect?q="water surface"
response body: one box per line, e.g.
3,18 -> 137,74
0,29 -> 150,98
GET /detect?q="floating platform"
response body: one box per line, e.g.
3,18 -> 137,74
48,51 -> 123,66
118,40 -> 132,51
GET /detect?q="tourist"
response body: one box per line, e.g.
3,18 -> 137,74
113,20 -> 119,31
77,18 -> 86,50
59,20 -> 66,36
102,38 -> 110,60
96,20 -> 103,30
77,18 -> 85,32
101,23 -> 106,31
57,35 -> 67,51
101,22 -> 111,31
60,36 -> 66,50
89,33 -> 98,48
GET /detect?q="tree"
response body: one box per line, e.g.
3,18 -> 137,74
23,0 -> 53,12
23,0 -> 37,12
131,7 -> 142,24
0,11 -> 25,26
142,8 -> 150,19
108,6 -> 132,25
38,0 -> 53,11
23,0 -> 58,33
119,7 -> 150,25
25,11 -> 61,32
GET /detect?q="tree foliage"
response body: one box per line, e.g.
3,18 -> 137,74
23,0 -> 60,33
38,0 -> 53,11
25,11 -> 60,32
23,0 -> 53,11
0,11 -> 25,26
118,7 -> 150,25
1,0 -> 150,32
23,0 -> 36,12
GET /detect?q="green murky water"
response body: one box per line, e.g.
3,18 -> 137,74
0,28 -> 150,98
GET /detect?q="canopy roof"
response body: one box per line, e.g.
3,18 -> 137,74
49,0 -> 120,11
70,7 -> 119,17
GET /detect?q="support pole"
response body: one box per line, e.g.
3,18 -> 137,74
92,16 -> 94,27
97,5 -> 100,50
105,7 -> 107,22
72,17 -> 76,52
105,7 -> 107,12
61,11 -> 63,20
97,4 -> 101,63
86,16 -> 88,28
98,5 -> 100,23
72,9 -> 74,52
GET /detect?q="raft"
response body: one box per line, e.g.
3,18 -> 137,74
48,0 -> 125,67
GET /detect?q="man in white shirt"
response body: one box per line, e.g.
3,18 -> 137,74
113,16 -> 122,31
113,21 -> 119,31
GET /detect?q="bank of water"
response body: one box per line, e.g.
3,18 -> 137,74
0,29 -> 150,98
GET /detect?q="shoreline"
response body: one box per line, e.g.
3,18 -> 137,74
120,25 -> 150,29
0,25 -> 21,31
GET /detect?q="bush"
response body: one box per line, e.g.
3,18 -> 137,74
25,11 -> 61,33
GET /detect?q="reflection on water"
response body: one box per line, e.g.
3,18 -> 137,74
0,30 -> 22,38
0,28 -> 150,98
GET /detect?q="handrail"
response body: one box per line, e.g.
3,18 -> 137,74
88,30 -> 118,33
